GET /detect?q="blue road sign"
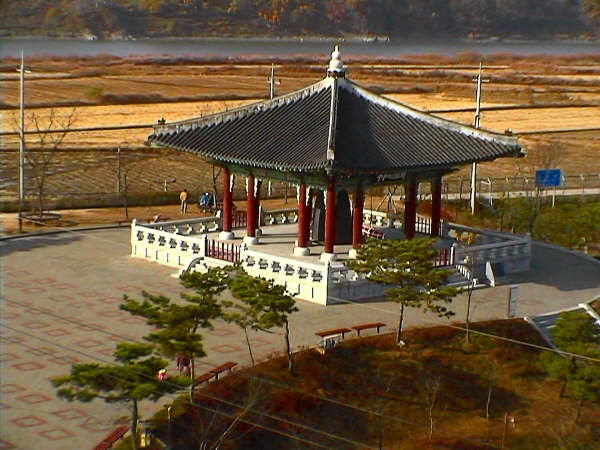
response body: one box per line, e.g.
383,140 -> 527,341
535,169 -> 562,188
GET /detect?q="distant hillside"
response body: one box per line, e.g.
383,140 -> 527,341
1,0 -> 599,40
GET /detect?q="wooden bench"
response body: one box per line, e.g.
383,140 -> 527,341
210,361 -> 237,380
92,425 -> 129,450
315,327 -> 352,339
352,322 -> 386,337
194,372 -> 215,385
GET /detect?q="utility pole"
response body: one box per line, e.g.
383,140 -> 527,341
470,62 -> 490,215
18,50 -> 26,233
267,63 -> 280,100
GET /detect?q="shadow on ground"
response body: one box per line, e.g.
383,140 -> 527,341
506,243 -> 600,292
0,233 -> 82,256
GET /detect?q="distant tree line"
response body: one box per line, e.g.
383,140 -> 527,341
1,0 -> 598,39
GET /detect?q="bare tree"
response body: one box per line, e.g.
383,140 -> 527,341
192,378 -> 264,450
485,361 -> 498,420
424,376 -> 441,440
23,108 -> 77,219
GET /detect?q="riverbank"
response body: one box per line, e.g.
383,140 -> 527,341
2,36 -> 599,59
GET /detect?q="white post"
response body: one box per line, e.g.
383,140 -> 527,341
267,64 -> 280,100
18,50 -> 25,232
470,62 -> 489,215
470,162 -> 477,214
130,219 -> 137,256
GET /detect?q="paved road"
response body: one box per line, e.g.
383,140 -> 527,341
1,229 -> 599,450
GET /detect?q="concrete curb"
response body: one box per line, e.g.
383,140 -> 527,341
0,223 -> 131,241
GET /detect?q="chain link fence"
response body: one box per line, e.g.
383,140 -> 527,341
2,147 -> 599,212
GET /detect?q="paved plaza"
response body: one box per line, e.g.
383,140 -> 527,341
1,227 -> 599,450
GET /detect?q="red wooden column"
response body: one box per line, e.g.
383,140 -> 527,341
254,180 -> 261,235
322,177 -> 337,260
219,167 -> 234,240
294,182 -> 311,256
431,174 -> 442,237
351,184 -> 364,252
404,178 -> 417,239
244,174 -> 258,244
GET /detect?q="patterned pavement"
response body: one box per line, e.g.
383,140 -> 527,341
1,228 -> 599,449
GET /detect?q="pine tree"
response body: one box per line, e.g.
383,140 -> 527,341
347,238 -> 457,345
538,310 -> 600,421
229,269 -> 298,372
121,267 -> 227,401
53,342 -> 190,450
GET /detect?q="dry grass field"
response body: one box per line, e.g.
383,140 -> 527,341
1,53 -> 599,218
154,320 -> 600,449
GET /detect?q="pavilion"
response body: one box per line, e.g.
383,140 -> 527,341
146,47 -> 523,263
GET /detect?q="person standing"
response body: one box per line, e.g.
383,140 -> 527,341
180,189 -> 188,214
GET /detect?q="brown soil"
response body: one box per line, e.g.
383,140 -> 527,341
156,320 -> 600,449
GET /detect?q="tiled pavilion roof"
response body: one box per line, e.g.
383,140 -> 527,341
147,53 -> 522,177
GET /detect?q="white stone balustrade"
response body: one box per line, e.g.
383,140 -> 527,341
327,265 -> 387,302
242,249 -> 329,305
130,205 -> 532,304
131,219 -> 208,268
261,208 -> 299,226
141,216 -> 221,235
363,209 -> 403,228
451,223 -> 531,278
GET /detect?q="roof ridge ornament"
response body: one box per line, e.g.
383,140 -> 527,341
327,45 -> 346,78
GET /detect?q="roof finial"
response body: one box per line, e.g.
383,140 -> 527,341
327,45 -> 346,78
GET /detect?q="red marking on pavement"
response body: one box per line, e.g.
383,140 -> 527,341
16,393 -> 52,404
12,361 -> 46,371
11,415 -> 47,428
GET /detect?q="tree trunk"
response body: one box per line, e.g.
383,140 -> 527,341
429,413 -> 434,441
131,398 -> 139,450
377,412 -> 383,450
284,320 -> 294,374
396,303 -> 405,345
575,398 -> 583,422
37,184 -> 44,218
559,379 -> 567,398
190,355 -> 195,403
486,383 -> 492,420
466,287 -> 473,343
244,327 -> 255,366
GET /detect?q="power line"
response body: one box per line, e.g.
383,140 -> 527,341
328,296 -> 600,363
1,334 -> 330,450
5,225 -> 597,446
5,221 -> 598,364
3,296 -> 501,449
0,323 -> 378,449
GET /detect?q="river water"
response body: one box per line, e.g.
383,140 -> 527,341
1,37 -> 599,58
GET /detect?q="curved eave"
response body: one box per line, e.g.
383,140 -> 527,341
342,78 -> 521,150
145,137 -> 331,173
151,78 -> 331,135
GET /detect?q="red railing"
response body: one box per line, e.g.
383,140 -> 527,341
433,247 -> 453,267
232,210 -> 247,228
207,239 -> 241,263
362,225 -> 384,239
